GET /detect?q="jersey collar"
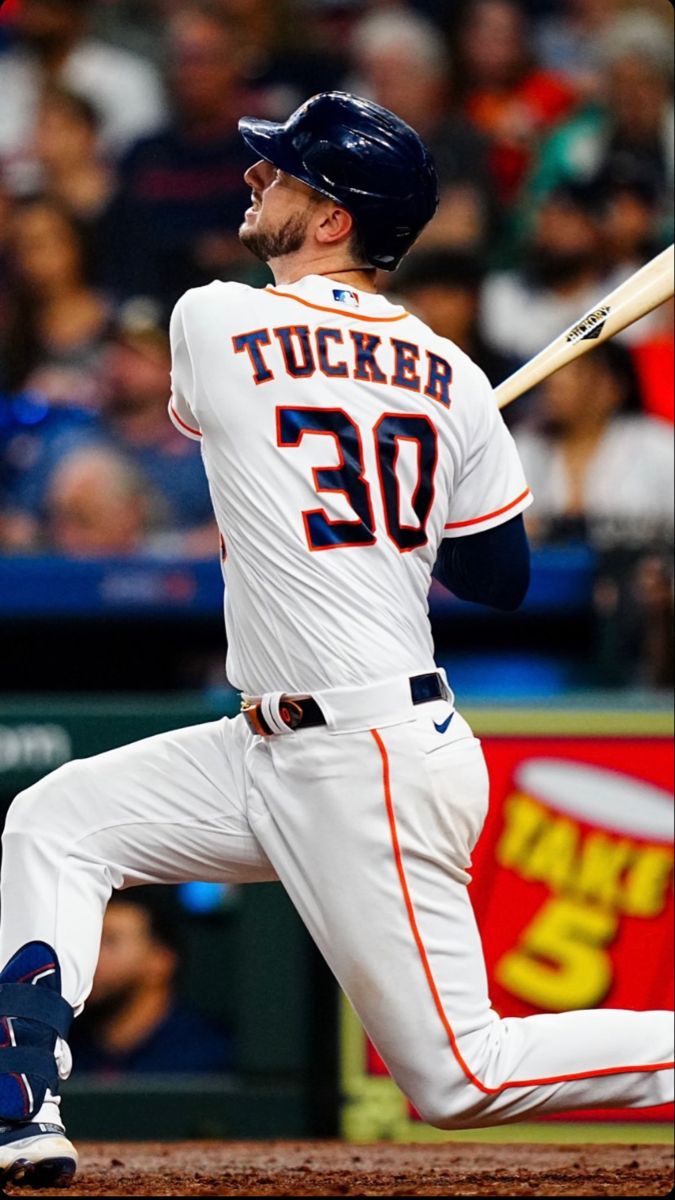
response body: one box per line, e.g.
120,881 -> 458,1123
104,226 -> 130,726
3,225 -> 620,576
265,275 -> 408,321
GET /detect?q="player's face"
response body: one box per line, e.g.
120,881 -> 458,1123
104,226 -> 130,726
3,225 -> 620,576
239,159 -> 320,262
88,904 -> 175,1004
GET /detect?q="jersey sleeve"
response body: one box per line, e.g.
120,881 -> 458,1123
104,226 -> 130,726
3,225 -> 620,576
168,297 -> 202,442
444,366 -> 532,538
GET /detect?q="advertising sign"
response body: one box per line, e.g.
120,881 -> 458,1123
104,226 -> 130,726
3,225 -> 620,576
341,712 -> 674,1139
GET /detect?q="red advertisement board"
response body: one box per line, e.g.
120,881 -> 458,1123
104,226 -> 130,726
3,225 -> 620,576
341,721 -> 674,1138
472,737 -> 673,1021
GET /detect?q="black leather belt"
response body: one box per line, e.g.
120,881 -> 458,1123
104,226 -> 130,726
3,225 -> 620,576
241,672 -> 449,736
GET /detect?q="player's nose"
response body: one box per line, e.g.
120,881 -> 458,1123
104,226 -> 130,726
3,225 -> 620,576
244,160 -> 271,193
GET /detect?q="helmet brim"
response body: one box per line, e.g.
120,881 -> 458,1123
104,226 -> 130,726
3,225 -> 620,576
239,117 -> 288,164
238,116 -> 340,205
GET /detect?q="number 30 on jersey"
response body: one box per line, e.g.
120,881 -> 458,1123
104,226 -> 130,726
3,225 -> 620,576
276,406 -> 438,553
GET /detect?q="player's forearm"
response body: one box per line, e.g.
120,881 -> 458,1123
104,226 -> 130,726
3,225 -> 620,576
433,514 -> 530,611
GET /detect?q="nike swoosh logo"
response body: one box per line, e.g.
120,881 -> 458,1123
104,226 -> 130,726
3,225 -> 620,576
433,713 -> 454,735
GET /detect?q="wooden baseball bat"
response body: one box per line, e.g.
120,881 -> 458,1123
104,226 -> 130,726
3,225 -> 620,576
494,244 -> 674,409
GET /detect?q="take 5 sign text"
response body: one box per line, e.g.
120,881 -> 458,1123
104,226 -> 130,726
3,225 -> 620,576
340,711 -> 674,1139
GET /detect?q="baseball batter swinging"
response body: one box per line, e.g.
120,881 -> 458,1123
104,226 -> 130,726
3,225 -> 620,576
0,94 -> 672,1188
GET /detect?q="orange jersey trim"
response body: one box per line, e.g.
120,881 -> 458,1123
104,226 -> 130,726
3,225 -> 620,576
265,287 -> 410,323
370,728 -> 674,1095
444,487 -> 531,531
170,404 -> 202,438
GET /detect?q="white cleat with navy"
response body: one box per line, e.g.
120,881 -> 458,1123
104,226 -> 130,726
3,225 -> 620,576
0,1094 -> 77,1190
0,942 -> 76,1189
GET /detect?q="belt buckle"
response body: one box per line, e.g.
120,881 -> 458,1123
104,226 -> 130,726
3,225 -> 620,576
241,697 -> 270,737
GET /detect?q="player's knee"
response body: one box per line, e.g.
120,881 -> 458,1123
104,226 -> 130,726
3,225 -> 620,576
4,785 -> 41,842
412,1082 -> 482,1130
3,761 -> 87,842
410,1029 -> 501,1129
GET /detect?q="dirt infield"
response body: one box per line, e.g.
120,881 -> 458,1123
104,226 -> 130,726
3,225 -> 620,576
6,1140 -> 673,1197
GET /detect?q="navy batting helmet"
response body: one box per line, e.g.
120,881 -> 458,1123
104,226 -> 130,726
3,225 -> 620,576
238,92 -> 439,271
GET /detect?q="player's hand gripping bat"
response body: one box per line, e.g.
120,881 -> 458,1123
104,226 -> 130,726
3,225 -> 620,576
494,244 -> 674,409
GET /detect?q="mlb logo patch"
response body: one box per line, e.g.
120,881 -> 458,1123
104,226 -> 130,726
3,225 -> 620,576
332,288 -> 360,308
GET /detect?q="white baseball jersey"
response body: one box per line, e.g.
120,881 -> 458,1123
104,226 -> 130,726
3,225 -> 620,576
169,274 -> 532,694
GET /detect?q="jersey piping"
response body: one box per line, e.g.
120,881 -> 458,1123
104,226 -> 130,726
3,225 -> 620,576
169,403 -> 202,439
444,487 -> 531,531
265,287 -> 410,322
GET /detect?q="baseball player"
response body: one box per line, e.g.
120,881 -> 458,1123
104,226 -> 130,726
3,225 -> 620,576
0,93 -> 672,1189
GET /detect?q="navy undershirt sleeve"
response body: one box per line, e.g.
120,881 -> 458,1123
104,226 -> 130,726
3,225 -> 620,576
432,514 -> 530,611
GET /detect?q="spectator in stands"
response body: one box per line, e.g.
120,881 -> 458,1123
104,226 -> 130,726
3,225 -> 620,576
226,0 -> 345,120
513,341 -> 675,692
0,394 -> 99,552
481,184 -> 605,363
104,2 -> 255,308
514,342 -> 674,550
69,889 -> 234,1074
99,300 -> 216,553
32,87 -> 114,229
593,546 -> 674,689
588,161 -> 665,347
534,0 -> 624,101
45,445 -> 153,557
349,7 -> 493,253
3,195 -> 111,405
89,0 -> 167,63
0,191 -> 103,547
393,249 -> 517,388
454,0 -> 578,206
0,299 -> 215,556
0,181 -> 13,347
297,0 -> 367,59
593,162 -> 661,275
526,10 -> 674,237
0,0 -> 167,193
587,158 -> 675,417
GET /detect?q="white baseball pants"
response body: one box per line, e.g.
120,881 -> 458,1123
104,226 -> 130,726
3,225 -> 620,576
1,673 -> 673,1127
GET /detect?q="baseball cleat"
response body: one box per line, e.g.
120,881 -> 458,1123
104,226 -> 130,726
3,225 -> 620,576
0,1114 -> 78,1189
0,942 -> 77,1187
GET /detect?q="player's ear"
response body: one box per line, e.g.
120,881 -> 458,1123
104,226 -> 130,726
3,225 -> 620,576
314,203 -> 354,249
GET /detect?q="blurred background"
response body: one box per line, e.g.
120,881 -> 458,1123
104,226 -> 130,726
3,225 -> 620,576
0,0 -> 673,1143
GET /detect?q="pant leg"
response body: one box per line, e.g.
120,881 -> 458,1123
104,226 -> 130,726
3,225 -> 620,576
246,709 -> 674,1128
0,715 -> 275,1011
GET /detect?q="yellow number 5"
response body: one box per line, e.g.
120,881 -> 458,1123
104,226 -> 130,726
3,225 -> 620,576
495,897 -> 618,1011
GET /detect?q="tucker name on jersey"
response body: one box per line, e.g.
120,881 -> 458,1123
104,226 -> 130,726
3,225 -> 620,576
232,322 -> 453,408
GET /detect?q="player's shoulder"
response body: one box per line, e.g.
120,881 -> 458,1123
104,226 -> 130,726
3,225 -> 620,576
178,279 -> 256,310
175,280 -> 266,330
404,310 -> 494,401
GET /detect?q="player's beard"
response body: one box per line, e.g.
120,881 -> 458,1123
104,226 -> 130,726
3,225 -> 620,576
239,210 -> 311,262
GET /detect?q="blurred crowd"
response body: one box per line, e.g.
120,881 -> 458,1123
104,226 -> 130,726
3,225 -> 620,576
0,0 -> 673,682
70,888 -> 234,1075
